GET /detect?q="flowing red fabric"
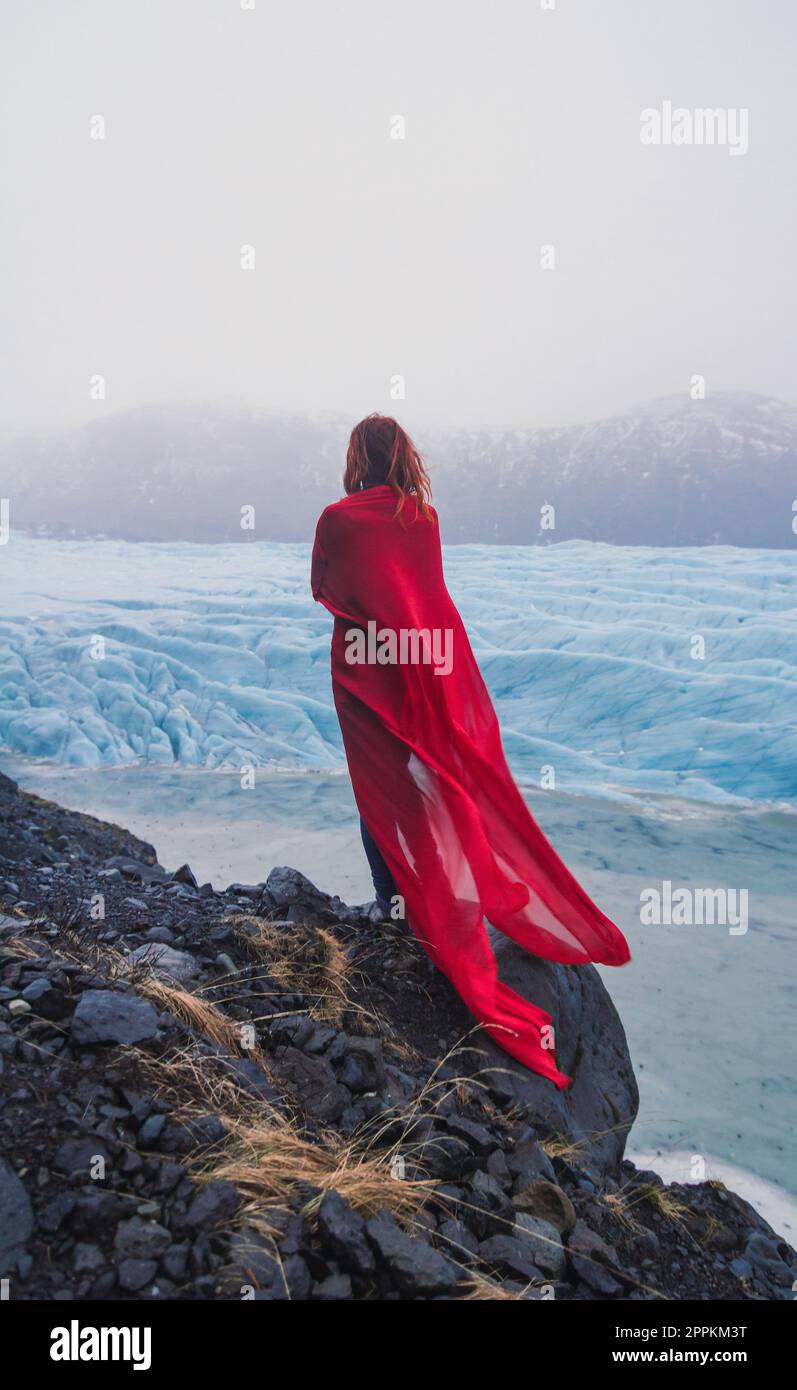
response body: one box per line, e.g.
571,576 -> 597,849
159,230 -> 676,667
311,486 -> 630,1088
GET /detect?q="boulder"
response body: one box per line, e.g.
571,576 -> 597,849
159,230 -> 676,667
479,933 -> 638,1175
317,1191 -> 375,1276
265,867 -> 331,917
103,856 -> 168,884
127,943 -> 201,986
71,990 -> 160,1046
513,1179 -> 577,1235
366,1211 -> 460,1297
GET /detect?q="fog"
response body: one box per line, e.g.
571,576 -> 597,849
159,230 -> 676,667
1,0 -> 795,441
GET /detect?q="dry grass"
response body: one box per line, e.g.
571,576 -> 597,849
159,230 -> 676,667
601,1188 -> 643,1234
631,1182 -> 692,1224
699,1210 -> 723,1246
231,915 -> 350,1025
137,976 -> 254,1055
140,1047 -> 431,1222
3,934 -> 40,961
459,1275 -> 530,1301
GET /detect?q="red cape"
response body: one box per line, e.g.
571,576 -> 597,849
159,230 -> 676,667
312,486 -> 630,1088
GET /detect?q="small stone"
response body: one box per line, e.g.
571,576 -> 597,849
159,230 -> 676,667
114,1216 -> 172,1261
181,1180 -> 239,1232
117,1258 -> 158,1292
479,1234 -> 544,1283
138,1114 -> 167,1147
73,1242 -> 104,1273
0,1159 -> 33,1273
513,1213 -> 566,1278
313,1271 -> 353,1300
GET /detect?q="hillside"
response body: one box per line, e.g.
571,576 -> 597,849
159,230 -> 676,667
1,769 -> 794,1302
6,393 -> 797,547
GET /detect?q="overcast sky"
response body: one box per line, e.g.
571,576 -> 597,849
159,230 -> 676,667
0,0 -> 794,440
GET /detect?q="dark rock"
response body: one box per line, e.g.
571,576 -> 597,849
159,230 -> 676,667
265,867 -> 330,915
0,1159 -> 33,1274
117,1258 -> 158,1291
313,1271 -> 353,1299
39,1191 -> 78,1233
479,934 -> 638,1175
114,1216 -> 172,1261
20,977 -> 72,1020
217,1056 -> 281,1104
73,1242 -> 104,1273
225,883 -> 263,900
437,1217 -> 479,1262
181,1180 -> 239,1232
172,864 -> 199,890
153,1161 -> 185,1194
366,1210 -> 461,1297
744,1231 -> 793,1288
464,1170 -> 515,1239
506,1136 -> 556,1187
145,926 -> 174,944
317,1190 -> 375,1275
443,1115 -> 496,1159
271,1046 -> 349,1124
479,1234 -> 545,1283
326,1032 -> 350,1063
160,1114 -> 226,1156
303,1023 -> 338,1054
513,1179 -> 577,1235
127,944 -> 200,985
337,1037 -> 385,1093
53,1136 -> 112,1178
138,1114 -> 167,1147
226,1227 -> 279,1290
281,1254 -> 312,1300
162,1243 -> 190,1281
270,1015 -> 315,1050
513,1213 -> 566,1277
567,1219 -> 623,1295
71,990 -> 159,1046
103,856 -> 168,884
70,1188 -> 136,1233
486,1148 -> 512,1186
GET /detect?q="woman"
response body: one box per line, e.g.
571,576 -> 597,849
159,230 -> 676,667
312,414 -> 630,1088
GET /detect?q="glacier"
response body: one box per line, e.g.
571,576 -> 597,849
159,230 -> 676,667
1,537 -> 796,806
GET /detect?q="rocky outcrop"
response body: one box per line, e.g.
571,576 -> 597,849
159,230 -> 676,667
0,772 -> 794,1302
481,932 -> 639,1175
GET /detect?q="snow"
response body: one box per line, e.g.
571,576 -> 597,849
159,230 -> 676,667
1,538 -> 796,806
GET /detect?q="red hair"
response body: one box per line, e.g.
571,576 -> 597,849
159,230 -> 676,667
344,414 -> 432,520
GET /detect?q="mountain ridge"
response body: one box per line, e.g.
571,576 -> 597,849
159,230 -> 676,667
6,391 -> 797,547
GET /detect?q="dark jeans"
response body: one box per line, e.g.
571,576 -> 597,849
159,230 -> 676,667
360,817 -> 397,908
